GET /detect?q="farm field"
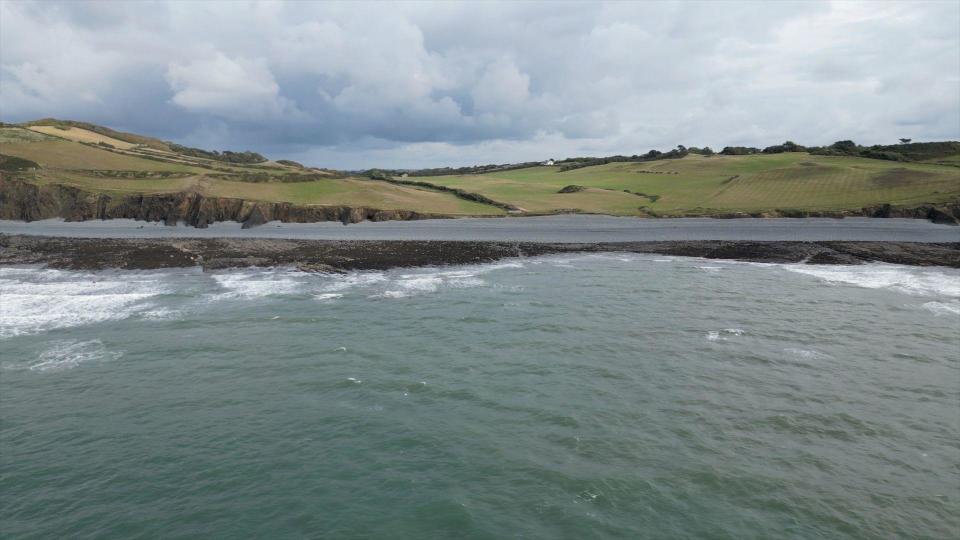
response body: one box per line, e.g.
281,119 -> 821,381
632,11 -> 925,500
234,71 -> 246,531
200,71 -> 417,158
27,125 -> 139,149
2,122 -> 958,219
0,127 -> 502,215
423,153 -> 960,215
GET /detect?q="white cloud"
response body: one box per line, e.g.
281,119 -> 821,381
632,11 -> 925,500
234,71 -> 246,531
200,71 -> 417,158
166,53 -> 300,121
0,0 -> 957,167
472,57 -> 530,113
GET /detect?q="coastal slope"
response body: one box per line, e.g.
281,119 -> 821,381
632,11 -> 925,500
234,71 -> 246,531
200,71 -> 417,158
2,122 -> 958,225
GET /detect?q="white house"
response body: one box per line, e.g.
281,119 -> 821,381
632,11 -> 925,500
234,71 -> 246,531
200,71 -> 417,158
543,159 -> 555,166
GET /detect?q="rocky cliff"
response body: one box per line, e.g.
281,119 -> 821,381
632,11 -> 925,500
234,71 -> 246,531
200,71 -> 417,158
688,205 -> 960,224
1,176 -> 958,226
0,177 -> 437,227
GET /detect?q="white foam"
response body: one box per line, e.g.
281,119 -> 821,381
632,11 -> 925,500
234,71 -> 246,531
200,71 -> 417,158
706,328 -> 744,341
784,264 -> 960,298
437,270 -> 477,278
377,269 -> 486,299
447,276 -> 485,288
478,262 -> 525,272
209,270 -> 303,299
0,268 -> 165,338
923,301 -> 960,316
378,275 -> 442,299
319,272 -> 387,292
28,340 -> 121,372
397,275 -> 443,291
784,348 -> 831,360
436,269 -> 487,286
140,308 -> 183,320
208,269 -> 396,301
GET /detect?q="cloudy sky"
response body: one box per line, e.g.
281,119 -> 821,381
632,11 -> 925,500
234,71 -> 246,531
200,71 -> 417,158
1,1 -> 958,169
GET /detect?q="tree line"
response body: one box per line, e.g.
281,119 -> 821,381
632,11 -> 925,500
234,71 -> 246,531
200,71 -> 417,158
167,143 -> 267,164
560,139 -> 958,169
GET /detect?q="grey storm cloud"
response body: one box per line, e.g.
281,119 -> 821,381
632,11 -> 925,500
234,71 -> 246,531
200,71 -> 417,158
1,0 -> 958,168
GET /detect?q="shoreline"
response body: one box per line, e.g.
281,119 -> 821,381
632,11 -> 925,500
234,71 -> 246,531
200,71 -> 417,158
3,235 -> 958,270
2,215 -> 957,243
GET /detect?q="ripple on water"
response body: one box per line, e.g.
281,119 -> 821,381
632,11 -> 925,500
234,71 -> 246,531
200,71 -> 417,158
6,339 -> 123,372
0,255 -> 958,538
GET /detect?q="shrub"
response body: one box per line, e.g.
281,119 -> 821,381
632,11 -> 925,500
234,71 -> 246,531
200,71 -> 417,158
762,141 -> 806,154
720,146 -> 760,155
859,149 -> 906,162
0,153 -> 40,171
276,159 -> 304,168
831,140 -> 858,154
168,143 -> 267,164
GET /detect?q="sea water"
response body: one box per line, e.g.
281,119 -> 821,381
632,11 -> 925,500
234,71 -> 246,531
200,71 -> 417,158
1,254 -> 957,538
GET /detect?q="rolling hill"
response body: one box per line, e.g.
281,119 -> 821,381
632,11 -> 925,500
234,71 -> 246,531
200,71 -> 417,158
0,123 -> 503,225
419,153 -> 960,218
1,120 -> 958,226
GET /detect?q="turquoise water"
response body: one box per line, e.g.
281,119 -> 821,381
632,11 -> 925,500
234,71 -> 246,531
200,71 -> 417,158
1,254 -> 958,538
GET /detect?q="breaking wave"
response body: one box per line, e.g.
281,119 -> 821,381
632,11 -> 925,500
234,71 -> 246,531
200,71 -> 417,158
922,301 -> 960,316
4,258 -> 958,341
0,267 -> 165,338
784,264 -> 960,298
209,270 -> 305,299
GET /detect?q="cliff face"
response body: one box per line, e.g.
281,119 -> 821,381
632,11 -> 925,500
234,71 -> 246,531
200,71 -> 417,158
0,177 -> 436,227
1,176 -> 957,226
675,205 -> 960,224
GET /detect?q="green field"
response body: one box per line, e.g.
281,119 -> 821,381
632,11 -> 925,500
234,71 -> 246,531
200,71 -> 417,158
0,127 -> 502,215
422,153 -> 960,215
2,124 -> 958,218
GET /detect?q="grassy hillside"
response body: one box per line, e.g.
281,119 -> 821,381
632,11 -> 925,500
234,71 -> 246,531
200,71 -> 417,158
27,125 -> 139,149
0,126 -> 503,216
2,121 -> 958,220
24,118 -> 173,151
421,153 -> 960,216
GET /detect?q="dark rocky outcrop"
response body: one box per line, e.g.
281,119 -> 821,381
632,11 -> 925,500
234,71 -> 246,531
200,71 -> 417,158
670,204 -> 960,224
860,203 -> 960,225
2,235 -> 958,271
241,206 -> 268,229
